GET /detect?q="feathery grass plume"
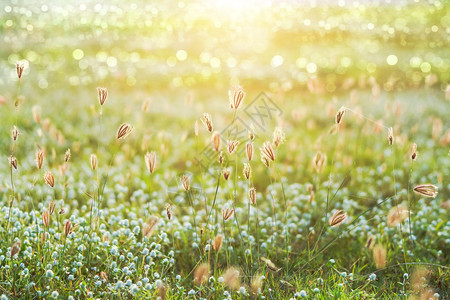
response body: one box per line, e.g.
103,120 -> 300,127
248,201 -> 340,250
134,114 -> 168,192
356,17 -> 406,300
212,131 -> 221,151
64,220 -> 72,237
194,120 -> 199,136
42,211 -> 50,227
229,85 -> 245,110
335,106 -> 346,124
308,190 -> 315,203
328,209 -> 347,227
261,257 -> 281,272
157,281 -> 168,300
250,274 -> 263,295
36,150 -> 44,169
90,154 -> 98,170
44,171 -> 55,188
12,126 -> 18,141
243,163 -> 251,180
32,105 -> 41,123
366,235 -> 376,249
222,207 -> 234,221
313,151 -> 327,173
249,187 -> 256,205
11,241 -> 21,258
388,127 -> 394,145
145,151 -> 156,173
212,234 -> 223,251
193,263 -> 210,285
180,175 -> 190,191
372,244 -> 387,268
386,205 -> 409,227
261,141 -> 275,162
261,155 -> 271,168
201,113 -> 213,132
272,127 -> 285,147
116,123 -> 133,140
413,184 -> 438,198
219,151 -> 224,165
166,204 -> 172,220
142,216 -> 159,238
227,140 -> 239,154
48,201 -> 56,215
411,143 -> 418,160
64,148 -> 71,162
16,61 -> 25,79
97,87 -> 108,106
246,142 -> 253,161
222,167 -> 231,181
9,155 -> 18,170
411,266 -> 431,294
223,267 -> 241,290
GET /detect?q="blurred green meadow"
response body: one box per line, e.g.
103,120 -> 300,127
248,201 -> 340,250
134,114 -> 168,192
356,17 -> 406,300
0,0 -> 449,299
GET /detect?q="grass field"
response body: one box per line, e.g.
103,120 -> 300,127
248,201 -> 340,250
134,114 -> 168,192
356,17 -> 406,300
0,0 -> 449,299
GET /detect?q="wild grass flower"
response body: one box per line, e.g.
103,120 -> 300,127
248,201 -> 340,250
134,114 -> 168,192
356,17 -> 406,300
250,274 -> 263,294
313,151 -> 326,173
16,61 -> 25,79
64,149 -> 71,162
261,141 -> 275,162
90,154 -> 98,170
213,234 -> 223,251
11,241 -> 21,258
180,175 -> 190,191
12,126 -> 18,141
261,257 -> 281,272
411,143 -> 418,160
48,201 -> 56,215
100,271 -> 108,281
64,220 -> 72,237
366,235 -> 376,249
144,151 -> 156,173
388,127 -> 394,145
246,142 -> 253,161
142,216 -> 159,237
193,263 -> 210,285
249,187 -> 256,205
97,87 -> 108,106
42,211 -> 50,227
328,210 -> 347,227
227,140 -> 239,154
222,207 -> 234,221
335,106 -> 345,124
222,168 -> 231,181
201,113 -> 213,132
32,105 -> 41,123
386,205 -> 409,227
413,184 -> 438,198
212,132 -> 221,151
36,150 -> 44,169
116,123 -> 133,140
229,85 -> 245,110
243,163 -> 251,180
410,266 -> 431,293
219,151 -> 224,165
44,171 -> 55,188
372,244 -> 387,268
223,267 -> 240,290
166,204 -> 172,220
272,127 -> 285,147
9,155 -> 18,170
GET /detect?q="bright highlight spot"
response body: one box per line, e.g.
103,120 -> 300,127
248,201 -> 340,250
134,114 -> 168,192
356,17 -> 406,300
271,55 -> 284,68
72,49 -> 84,60
386,55 -> 398,65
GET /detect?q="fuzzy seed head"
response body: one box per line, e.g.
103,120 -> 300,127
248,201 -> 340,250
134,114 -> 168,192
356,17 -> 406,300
212,131 -> 221,151
222,207 -> 234,221
44,171 -> 55,188
411,143 -> 418,160
329,209 -> 347,227
194,263 -> 210,285
336,106 -> 345,124
142,216 -> 159,238
48,201 -> 56,215
201,113 -> 213,132
42,211 -> 50,227
313,151 -> 327,173
213,234 -> 223,252
222,167 -> 231,181
180,175 -> 190,191
64,148 -> 71,162
243,163 -> 251,180
90,154 -> 98,170
261,257 -> 281,272
12,126 -> 18,141
372,244 -> 387,269
97,87 -> 108,106
229,85 -> 245,110
32,105 -> 41,124
145,151 -> 156,173
386,205 -> 409,227
223,267 -> 240,290
246,142 -> 253,161
227,140 -> 239,154
272,127 -> 285,147
11,241 -> 21,258
16,61 -> 25,79
413,184 -> 438,198
388,127 -> 394,145
249,187 -> 256,205
166,204 -> 172,220
64,220 -> 72,237
116,123 -> 133,140
9,155 -> 17,170
36,150 -> 44,169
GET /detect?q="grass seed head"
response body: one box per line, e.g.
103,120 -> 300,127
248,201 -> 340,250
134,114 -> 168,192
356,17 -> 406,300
261,257 -> 281,272
213,131 -> 221,151
243,163 -> 251,180
372,244 -> 387,269
219,151 -> 224,165
386,205 -> 409,227
166,204 -> 172,220
12,126 -> 18,141
222,207 -> 234,221
261,141 -> 275,162
64,148 -> 71,162
48,201 -> 56,215
249,187 -> 256,205
97,87 -> 108,106
64,220 -> 72,237
213,234 -> 223,252
272,126 -> 285,147
194,120 -> 199,136
246,142 -> 253,161
313,151 -> 327,173
335,106 -> 346,124
250,274 -> 263,295
329,209 -> 347,227
222,167 -> 231,181
201,113 -> 213,132
9,155 -> 18,170
16,61 -> 25,79
229,85 -> 245,110
32,105 -> 41,124
143,216 -> 159,238
194,263 -> 210,285
413,184 -> 438,198
388,127 -> 394,145
223,267 -> 241,290
36,150 -> 44,169
90,154 -> 98,170
180,175 -> 190,191
42,211 -> 50,227
411,143 -> 418,160
227,140 -> 239,154
11,241 -> 21,258
145,151 -> 156,173
116,123 -> 133,140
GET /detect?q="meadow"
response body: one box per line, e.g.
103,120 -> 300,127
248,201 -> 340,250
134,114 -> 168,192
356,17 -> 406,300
0,0 -> 449,299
